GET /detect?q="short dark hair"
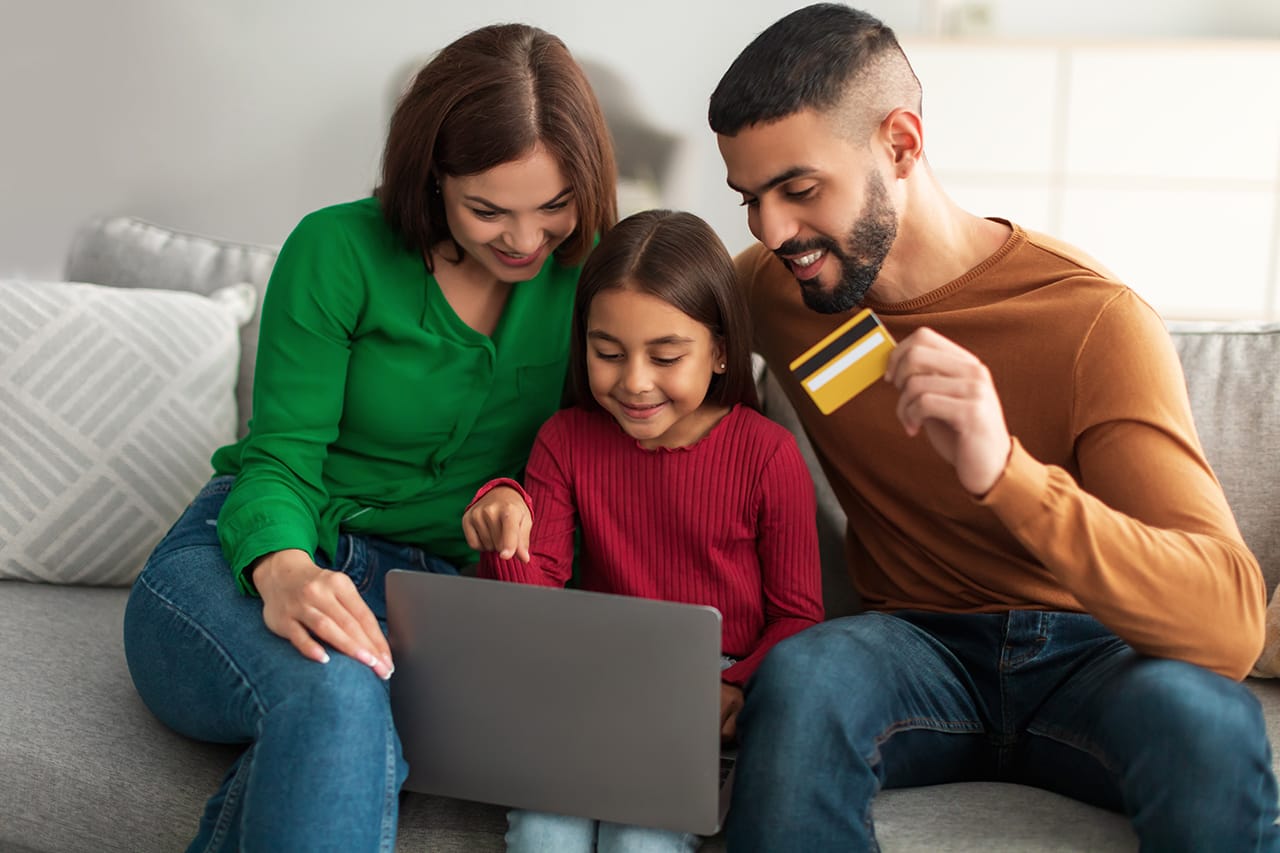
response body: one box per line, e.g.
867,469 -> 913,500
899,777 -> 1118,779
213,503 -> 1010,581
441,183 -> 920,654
708,3 -> 920,138
569,209 -> 759,412
377,24 -> 617,268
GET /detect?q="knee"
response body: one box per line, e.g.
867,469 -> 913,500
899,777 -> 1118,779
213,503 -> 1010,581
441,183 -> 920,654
597,822 -> 698,853
1112,659 -> 1267,761
289,654 -> 392,728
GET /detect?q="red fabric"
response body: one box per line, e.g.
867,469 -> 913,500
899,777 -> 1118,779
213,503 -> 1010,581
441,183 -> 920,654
476,404 -> 823,685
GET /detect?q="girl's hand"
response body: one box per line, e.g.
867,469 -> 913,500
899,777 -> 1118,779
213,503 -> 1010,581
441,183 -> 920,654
720,683 -> 744,743
462,486 -> 532,562
252,548 -> 394,679
884,327 -> 1013,497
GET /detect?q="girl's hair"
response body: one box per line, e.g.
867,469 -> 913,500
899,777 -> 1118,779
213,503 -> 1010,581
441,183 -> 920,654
376,23 -> 617,269
569,209 -> 760,411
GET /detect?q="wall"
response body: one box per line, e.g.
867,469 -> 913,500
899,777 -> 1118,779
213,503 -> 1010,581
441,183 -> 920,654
2,0 -> 1279,317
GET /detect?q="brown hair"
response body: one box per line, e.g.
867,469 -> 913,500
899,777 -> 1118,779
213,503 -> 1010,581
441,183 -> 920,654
569,209 -> 759,412
376,24 -> 617,268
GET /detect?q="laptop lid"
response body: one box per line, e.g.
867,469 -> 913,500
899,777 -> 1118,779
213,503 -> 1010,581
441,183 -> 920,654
386,570 -> 729,835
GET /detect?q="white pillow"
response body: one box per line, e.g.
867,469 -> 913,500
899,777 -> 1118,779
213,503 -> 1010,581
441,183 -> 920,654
0,279 -> 255,585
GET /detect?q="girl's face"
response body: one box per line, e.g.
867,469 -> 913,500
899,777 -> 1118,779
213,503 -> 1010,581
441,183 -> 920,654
439,143 -> 578,283
585,287 -> 727,450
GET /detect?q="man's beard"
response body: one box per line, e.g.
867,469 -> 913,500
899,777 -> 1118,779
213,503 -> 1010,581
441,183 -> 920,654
778,172 -> 898,314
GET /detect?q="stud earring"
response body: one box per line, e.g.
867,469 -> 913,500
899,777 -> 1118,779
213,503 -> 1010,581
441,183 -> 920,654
719,362 -> 726,370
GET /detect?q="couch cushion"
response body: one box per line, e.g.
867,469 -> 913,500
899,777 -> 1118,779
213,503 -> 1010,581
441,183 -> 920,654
0,279 -> 253,586
64,216 -> 278,438
1168,321 -> 1280,595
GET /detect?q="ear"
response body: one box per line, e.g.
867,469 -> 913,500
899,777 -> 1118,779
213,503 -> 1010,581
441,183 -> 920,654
712,338 -> 727,374
879,108 -> 924,179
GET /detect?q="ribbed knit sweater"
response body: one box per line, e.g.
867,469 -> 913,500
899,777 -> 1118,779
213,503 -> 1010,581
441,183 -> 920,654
477,404 -> 824,685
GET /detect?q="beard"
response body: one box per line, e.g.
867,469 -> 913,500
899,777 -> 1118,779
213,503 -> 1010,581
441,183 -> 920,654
777,172 -> 898,314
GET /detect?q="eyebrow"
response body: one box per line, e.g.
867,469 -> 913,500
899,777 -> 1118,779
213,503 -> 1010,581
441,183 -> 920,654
462,187 -> 573,212
587,330 -> 696,346
726,166 -> 816,197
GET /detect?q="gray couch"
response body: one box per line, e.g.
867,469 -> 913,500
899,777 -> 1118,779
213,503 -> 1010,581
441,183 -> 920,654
2,216 -> 1278,852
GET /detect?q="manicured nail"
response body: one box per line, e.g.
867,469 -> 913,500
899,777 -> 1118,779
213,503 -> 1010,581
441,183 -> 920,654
358,650 -> 378,668
318,651 -> 331,664
382,664 -> 395,681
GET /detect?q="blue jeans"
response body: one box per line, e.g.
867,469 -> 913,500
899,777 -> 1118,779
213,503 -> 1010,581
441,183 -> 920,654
122,476 -> 459,853
505,809 -> 699,853
726,610 -> 1280,852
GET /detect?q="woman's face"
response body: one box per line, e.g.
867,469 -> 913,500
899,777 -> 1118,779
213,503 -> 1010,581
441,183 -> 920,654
438,144 -> 578,283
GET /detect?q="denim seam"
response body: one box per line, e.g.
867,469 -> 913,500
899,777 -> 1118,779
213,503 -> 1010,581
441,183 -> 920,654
1023,721 -> 1122,778
201,744 -> 253,852
379,707 -> 397,852
135,571 -> 268,720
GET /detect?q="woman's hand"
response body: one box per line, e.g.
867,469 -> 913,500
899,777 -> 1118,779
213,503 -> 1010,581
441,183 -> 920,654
252,548 -> 394,679
884,327 -> 1013,497
720,683 -> 744,743
462,486 -> 532,562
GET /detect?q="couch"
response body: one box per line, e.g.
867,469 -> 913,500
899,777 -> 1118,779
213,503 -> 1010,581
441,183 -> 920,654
2,215 -> 1278,852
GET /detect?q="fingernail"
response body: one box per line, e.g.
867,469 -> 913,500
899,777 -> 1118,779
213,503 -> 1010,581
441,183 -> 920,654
318,651 -> 331,664
382,664 -> 395,681
358,650 -> 377,668
501,549 -> 513,559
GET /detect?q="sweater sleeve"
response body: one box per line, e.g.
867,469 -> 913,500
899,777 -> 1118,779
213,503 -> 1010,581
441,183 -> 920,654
722,434 -> 825,686
981,291 -> 1265,680
477,417 -> 577,587
215,212 -> 363,594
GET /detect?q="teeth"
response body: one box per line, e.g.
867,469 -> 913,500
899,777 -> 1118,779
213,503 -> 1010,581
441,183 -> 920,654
795,250 -> 824,267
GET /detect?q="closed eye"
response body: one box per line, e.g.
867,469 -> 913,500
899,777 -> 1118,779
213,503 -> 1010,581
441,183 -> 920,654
469,207 -> 501,221
592,350 -> 623,362
652,356 -> 683,366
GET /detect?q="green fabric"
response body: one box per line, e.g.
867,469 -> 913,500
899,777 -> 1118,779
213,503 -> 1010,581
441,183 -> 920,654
212,197 -> 577,594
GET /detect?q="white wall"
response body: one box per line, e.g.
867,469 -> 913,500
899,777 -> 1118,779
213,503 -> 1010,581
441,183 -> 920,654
3,0 -> 1280,316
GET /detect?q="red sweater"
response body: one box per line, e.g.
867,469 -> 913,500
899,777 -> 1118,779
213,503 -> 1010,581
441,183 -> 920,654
476,404 -> 824,685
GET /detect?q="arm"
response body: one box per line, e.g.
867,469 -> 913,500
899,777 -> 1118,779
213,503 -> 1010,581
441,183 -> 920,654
888,294 -> 1265,679
475,419 -> 578,588
217,211 -> 361,592
215,210 -> 391,675
721,436 -> 826,686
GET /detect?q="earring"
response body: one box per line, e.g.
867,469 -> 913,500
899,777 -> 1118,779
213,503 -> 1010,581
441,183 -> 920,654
719,362 -> 726,370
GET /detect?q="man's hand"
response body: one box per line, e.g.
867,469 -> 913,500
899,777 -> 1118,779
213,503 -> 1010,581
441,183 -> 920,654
884,327 -> 1013,496
462,486 -> 532,562
253,548 -> 393,679
720,683 -> 745,743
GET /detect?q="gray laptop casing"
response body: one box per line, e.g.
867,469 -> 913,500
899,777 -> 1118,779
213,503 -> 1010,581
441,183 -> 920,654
386,570 -> 731,835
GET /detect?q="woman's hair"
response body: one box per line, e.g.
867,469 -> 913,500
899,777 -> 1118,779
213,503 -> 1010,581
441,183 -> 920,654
569,209 -> 759,412
376,24 -> 617,268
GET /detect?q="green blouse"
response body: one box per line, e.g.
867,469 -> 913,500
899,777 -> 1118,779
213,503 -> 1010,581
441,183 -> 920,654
212,197 -> 577,594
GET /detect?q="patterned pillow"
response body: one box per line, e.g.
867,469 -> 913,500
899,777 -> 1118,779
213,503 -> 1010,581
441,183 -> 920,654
0,279 -> 255,585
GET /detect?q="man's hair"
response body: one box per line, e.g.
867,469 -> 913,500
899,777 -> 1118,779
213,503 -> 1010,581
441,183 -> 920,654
377,23 -> 617,268
568,209 -> 759,412
708,3 -> 921,140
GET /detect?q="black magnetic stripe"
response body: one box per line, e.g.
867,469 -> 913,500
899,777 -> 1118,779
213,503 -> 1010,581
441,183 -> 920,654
792,314 -> 880,382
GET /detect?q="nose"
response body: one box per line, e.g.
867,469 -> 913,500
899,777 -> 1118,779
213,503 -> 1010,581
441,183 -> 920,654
505,218 -> 544,256
620,358 -> 653,394
752,199 -> 795,252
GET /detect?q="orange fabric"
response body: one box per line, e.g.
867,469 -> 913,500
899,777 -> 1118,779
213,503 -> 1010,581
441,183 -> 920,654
739,222 -> 1266,680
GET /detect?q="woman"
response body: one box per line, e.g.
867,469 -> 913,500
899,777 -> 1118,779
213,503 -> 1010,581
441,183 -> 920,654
122,23 -> 616,852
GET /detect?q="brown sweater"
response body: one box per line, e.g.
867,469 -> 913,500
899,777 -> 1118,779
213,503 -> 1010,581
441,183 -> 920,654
738,221 -> 1266,680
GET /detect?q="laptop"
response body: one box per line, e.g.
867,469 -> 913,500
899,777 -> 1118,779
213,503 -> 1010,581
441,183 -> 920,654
385,569 -> 736,836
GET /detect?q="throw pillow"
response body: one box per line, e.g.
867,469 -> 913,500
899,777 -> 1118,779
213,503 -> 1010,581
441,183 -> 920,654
0,279 -> 255,585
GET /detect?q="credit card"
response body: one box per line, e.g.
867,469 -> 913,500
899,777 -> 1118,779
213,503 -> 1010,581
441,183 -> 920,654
789,308 -> 896,415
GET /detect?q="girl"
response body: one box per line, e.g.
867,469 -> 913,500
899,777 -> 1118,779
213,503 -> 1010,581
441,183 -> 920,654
122,24 -> 616,851
463,209 -> 824,853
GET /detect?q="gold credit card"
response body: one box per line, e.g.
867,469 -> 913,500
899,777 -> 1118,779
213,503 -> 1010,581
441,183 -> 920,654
789,308 -> 896,415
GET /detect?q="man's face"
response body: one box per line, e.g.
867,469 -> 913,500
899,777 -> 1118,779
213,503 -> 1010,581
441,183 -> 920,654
718,109 -> 898,314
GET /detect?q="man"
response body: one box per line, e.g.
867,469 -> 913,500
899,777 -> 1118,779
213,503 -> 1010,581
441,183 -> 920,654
709,4 -> 1278,850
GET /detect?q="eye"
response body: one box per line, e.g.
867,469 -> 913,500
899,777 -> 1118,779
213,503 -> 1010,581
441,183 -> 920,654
542,199 -> 572,213
592,349 -> 623,362
784,185 -> 816,201
737,195 -> 758,208
652,356 -> 684,367
469,207 -> 501,221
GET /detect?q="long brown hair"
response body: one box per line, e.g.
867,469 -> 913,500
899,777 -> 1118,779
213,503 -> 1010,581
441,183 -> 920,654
377,24 -> 617,268
569,209 -> 759,411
